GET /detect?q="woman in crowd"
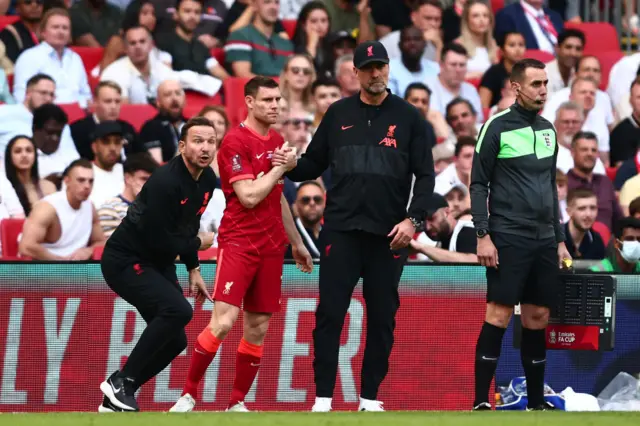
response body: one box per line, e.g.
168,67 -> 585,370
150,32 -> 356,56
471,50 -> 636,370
97,0 -> 172,76
292,2 -> 333,75
199,104 -> 229,176
454,0 -> 498,80
4,135 -> 56,216
279,53 -> 317,115
479,31 -> 525,109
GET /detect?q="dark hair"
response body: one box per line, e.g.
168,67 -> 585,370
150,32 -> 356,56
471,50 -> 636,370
244,76 -> 279,97
296,180 -> 324,194
122,0 -> 154,33
26,73 -> 54,89
123,152 -> 158,175
413,0 -> 442,12
179,116 -> 216,141
629,196 -> 640,217
497,31 -> 523,49
510,58 -> 545,82
293,1 -> 331,53
558,28 -> 585,47
404,82 -> 432,99
63,159 -> 93,178
311,77 -> 340,94
575,55 -> 599,73
454,136 -> 476,156
441,43 -> 468,61
445,97 -> 476,120
197,105 -> 230,136
571,130 -> 598,148
32,103 -> 68,130
630,76 -> 640,91
614,217 -> 640,239
567,188 -> 596,205
4,136 -> 40,215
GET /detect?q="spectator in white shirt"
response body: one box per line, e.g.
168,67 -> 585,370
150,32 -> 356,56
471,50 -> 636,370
454,0 -> 498,79
334,53 -> 359,98
553,101 -> 606,175
542,55 -> 615,135
88,121 -> 125,207
0,74 -> 78,163
435,135 -> 475,194
426,43 -> 484,123
607,52 -> 640,120
545,29 -> 583,96
0,171 -> 25,257
388,26 -> 440,98
404,82 -> 450,142
101,25 -> 175,104
13,8 -> 92,107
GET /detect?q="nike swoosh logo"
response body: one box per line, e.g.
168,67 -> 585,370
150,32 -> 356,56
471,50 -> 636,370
393,255 -> 401,259
194,348 -> 207,355
180,198 -> 188,205
341,125 -> 354,130
250,363 -> 261,367
482,356 -> 498,361
532,359 -> 546,364
256,153 -> 264,159
111,382 -> 122,393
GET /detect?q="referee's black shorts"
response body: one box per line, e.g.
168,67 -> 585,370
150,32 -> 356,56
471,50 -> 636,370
486,232 -> 559,308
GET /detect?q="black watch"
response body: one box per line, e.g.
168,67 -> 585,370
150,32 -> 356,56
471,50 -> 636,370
476,229 -> 489,238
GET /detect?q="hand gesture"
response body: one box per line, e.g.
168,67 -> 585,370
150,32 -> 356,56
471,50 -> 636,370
198,232 -> 215,250
477,236 -> 499,268
356,0 -> 370,15
423,28 -> 442,46
292,244 -> 313,273
189,269 -> 213,303
69,246 -> 94,261
388,218 -> 415,250
272,142 -> 298,170
557,242 -> 573,269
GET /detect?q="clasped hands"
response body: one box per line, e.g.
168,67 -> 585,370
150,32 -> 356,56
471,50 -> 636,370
271,142 -> 298,171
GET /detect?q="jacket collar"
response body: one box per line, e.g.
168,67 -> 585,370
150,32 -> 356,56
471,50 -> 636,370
512,101 -> 540,122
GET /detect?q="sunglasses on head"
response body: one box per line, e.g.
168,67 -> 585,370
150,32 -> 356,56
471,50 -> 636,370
299,195 -> 324,205
289,66 -> 313,76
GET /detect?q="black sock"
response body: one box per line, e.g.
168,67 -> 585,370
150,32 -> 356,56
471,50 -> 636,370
474,322 -> 506,406
521,327 -> 547,408
133,332 -> 188,392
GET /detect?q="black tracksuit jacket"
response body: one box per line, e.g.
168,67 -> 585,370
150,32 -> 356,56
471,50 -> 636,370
287,91 -> 436,236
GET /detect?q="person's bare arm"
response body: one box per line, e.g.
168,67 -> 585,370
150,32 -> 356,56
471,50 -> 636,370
229,4 -> 255,33
232,166 -> 287,209
281,194 -> 303,247
0,0 -> 9,14
75,33 -> 101,47
231,61 -> 255,78
376,25 -> 392,39
89,206 -> 106,247
148,147 -> 163,164
209,63 -> 230,80
99,35 -> 125,73
18,202 -> 68,260
479,87 -> 493,109
410,240 -> 478,263
40,179 -> 57,196
356,0 -> 375,43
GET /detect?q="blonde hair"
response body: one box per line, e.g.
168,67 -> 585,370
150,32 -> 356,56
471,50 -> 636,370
458,0 -> 498,63
279,54 -> 316,112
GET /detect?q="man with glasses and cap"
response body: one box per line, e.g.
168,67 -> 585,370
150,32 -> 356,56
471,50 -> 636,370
274,39 -> 436,412
285,180 -> 326,260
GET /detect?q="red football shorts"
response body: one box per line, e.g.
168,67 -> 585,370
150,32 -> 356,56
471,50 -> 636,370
212,248 -> 284,313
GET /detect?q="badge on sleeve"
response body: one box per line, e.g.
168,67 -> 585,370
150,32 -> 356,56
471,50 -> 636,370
231,154 -> 242,172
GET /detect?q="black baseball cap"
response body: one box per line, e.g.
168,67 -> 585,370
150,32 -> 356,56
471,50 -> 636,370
92,121 -> 123,141
353,40 -> 389,69
425,193 -> 449,217
329,30 -> 356,45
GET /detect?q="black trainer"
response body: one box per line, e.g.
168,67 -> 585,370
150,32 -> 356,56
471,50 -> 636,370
526,401 -> 556,411
473,402 -> 492,411
99,395 -> 123,413
100,372 -> 139,412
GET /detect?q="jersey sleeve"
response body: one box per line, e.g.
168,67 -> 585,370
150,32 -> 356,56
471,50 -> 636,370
218,135 -> 255,185
470,119 -> 501,231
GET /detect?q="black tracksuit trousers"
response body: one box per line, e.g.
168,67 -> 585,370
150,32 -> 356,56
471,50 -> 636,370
313,230 -> 406,400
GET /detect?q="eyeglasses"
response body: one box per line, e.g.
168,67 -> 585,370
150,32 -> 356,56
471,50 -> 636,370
21,0 -> 43,5
284,118 -> 312,127
289,66 -> 313,76
299,195 -> 324,205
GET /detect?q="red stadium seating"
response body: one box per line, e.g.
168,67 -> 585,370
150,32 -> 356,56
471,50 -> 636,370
70,47 -> 104,76
466,77 -> 481,89
118,104 -> 157,132
198,247 -> 218,260
92,245 -> 105,260
592,221 -> 612,244
282,19 -> 297,40
59,103 -> 86,124
523,49 -> 554,63
223,77 -> 251,127
183,90 -> 223,119
0,15 -> 19,31
210,48 -> 225,66
596,50 -> 625,91
605,166 -> 618,182
0,218 -> 25,258
564,22 -> 621,54
490,0 -> 505,12
6,73 -> 12,92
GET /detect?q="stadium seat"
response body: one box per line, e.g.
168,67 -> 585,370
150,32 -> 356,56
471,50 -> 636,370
282,19 -> 297,40
490,0 -> 505,12
466,77 -> 481,89
592,221 -> 612,244
0,15 -> 19,31
118,104 -> 157,132
523,49 -> 554,63
59,103 -> 87,124
596,50 -> 625,91
183,90 -> 223,119
564,22 -> 621,54
210,48 -> 225,66
0,218 -> 25,258
70,47 -> 104,76
6,73 -> 12,92
92,245 -> 105,260
605,166 -> 618,182
223,77 -> 251,127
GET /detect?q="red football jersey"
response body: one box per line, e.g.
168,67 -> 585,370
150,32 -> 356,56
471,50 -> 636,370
217,123 -> 288,254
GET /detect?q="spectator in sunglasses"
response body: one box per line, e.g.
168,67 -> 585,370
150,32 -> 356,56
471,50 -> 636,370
279,53 -> 317,114
281,108 -> 312,156
285,180 -> 326,260
0,0 -> 43,70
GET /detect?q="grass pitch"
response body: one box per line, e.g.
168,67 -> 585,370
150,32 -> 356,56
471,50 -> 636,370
4,411 -> 640,426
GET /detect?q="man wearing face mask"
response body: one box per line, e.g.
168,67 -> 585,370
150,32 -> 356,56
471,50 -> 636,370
591,217 -> 640,273
470,58 -> 572,411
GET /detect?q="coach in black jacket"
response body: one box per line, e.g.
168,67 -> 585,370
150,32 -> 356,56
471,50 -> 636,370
278,40 -> 435,412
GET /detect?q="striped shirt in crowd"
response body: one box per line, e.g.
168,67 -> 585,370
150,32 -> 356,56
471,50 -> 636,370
98,195 -> 131,238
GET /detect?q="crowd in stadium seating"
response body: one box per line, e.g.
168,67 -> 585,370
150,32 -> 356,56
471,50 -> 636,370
0,0 -> 638,272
